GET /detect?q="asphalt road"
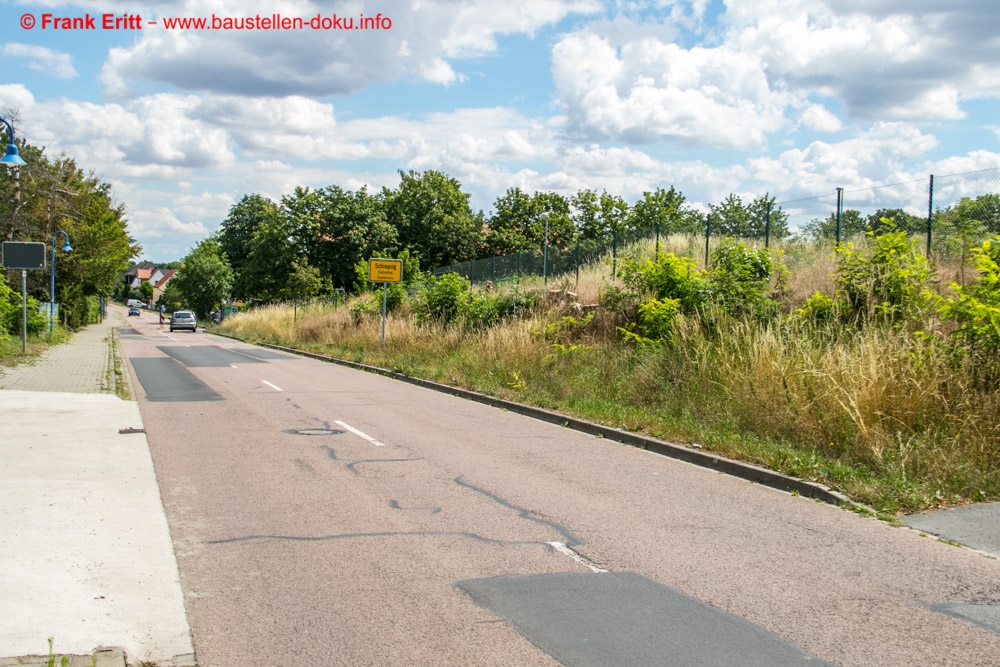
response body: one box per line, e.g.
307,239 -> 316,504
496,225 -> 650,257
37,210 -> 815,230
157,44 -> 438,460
117,314 -> 1000,666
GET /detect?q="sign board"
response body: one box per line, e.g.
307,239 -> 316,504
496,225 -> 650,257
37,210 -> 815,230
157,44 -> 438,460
368,258 -> 403,283
2,241 -> 46,270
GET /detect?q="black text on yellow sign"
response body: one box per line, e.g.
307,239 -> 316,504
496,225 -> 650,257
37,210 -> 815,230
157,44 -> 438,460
368,258 -> 403,283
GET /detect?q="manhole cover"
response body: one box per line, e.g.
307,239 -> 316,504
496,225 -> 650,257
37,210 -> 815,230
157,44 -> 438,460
284,428 -> 345,436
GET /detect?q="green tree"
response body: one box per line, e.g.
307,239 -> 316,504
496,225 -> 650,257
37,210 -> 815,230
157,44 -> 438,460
572,189 -> 602,240
803,209 -> 866,241
289,185 -> 396,291
217,194 -> 282,284
237,211 -> 299,302
710,193 -> 788,239
628,186 -> 702,236
282,259 -> 325,301
384,170 -> 480,268
172,239 -> 234,318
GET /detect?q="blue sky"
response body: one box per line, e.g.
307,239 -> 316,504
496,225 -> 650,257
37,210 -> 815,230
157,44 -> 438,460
2,0 -> 999,261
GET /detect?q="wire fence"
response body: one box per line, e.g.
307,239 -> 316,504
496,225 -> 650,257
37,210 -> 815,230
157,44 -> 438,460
433,167 -> 1000,285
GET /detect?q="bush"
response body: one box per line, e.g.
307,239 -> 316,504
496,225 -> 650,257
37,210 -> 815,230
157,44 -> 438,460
620,252 -> 707,314
707,240 -> 785,319
940,237 -> 1000,385
834,222 -> 932,324
413,273 -> 470,324
636,297 -> 682,340
460,286 -> 539,330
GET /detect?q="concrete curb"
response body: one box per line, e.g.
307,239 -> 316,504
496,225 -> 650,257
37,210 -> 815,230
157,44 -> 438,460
208,332 -> 869,512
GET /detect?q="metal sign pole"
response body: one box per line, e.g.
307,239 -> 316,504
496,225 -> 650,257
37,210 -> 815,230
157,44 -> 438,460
381,282 -> 387,353
21,269 -> 27,353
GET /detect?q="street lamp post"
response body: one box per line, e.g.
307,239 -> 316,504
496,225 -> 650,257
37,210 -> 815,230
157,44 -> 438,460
50,230 -> 72,332
0,117 -> 27,167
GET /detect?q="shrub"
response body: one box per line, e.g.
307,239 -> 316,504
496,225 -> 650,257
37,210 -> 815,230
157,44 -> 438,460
460,286 -> 539,330
620,252 -> 707,314
636,297 -> 682,340
413,273 -> 470,324
794,291 -> 838,325
940,237 -> 1000,385
834,222 -> 932,325
707,240 -> 785,319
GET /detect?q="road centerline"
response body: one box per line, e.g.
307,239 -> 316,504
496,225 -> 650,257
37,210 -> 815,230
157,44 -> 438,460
335,420 -> 385,447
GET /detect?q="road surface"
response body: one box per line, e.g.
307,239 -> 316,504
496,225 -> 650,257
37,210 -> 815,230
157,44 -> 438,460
116,312 -> 1000,666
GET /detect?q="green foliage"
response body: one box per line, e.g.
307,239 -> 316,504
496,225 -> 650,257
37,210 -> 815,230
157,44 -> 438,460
794,291 -> 838,324
834,221 -> 932,324
709,193 -> 789,239
384,170 -> 479,268
414,272 -> 471,323
803,209 -> 867,241
484,188 -> 575,255
459,285 -> 539,330
0,272 -> 46,336
172,239 -> 234,318
217,194 -> 283,294
628,186 -> 702,236
282,259 -> 326,302
707,240 -> 785,319
636,298 -> 682,340
620,252 -> 707,314
939,238 -> 1000,385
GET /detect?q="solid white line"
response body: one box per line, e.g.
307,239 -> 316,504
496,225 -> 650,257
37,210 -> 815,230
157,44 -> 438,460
334,420 -> 385,447
548,542 -> 608,573
261,380 -> 283,392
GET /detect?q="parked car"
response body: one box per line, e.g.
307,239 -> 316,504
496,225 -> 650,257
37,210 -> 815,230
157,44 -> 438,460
169,310 -> 197,332
128,307 -> 141,317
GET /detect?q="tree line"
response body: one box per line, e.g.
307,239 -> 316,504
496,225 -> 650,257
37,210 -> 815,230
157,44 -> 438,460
1,126 -> 139,337
172,169 -> 790,315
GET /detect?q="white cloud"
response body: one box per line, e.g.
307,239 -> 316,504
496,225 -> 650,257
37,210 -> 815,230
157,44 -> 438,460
552,32 -> 788,148
726,0 -> 1000,120
800,104 -> 842,133
2,43 -> 77,79
97,0 -> 600,97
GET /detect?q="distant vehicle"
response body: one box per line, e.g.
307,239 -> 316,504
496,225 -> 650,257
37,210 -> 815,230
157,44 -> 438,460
169,310 -> 197,332
126,299 -> 146,308
128,307 -> 141,317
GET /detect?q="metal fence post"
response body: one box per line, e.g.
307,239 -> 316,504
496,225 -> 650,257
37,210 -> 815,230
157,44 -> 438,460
765,201 -> 772,249
835,188 -> 843,245
575,238 -> 581,287
927,174 -> 934,257
705,214 -> 711,267
655,221 -> 660,256
612,230 -> 617,279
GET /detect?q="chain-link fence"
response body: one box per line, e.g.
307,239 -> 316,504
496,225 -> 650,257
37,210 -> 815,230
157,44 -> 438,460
433,167 -> 1000,285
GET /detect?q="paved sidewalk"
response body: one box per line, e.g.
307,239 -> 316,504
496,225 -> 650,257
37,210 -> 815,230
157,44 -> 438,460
0,308 -> 194,667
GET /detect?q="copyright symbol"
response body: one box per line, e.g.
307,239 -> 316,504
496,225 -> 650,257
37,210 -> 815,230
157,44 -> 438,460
21,13 -> 35,29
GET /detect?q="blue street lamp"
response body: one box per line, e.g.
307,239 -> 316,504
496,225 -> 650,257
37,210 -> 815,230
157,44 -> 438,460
0,118 -> 27,167
50,230 -> 72,332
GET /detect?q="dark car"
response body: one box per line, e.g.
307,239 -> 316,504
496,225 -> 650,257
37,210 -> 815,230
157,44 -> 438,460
127,307 -> 140,317
169,310 -> 197,332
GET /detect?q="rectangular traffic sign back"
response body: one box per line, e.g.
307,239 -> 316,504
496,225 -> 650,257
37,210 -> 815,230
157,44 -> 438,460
2,242 -> 46,270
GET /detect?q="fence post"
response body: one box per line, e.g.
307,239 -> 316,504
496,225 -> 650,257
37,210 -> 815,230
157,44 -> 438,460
704,214 -> 711,267
655,221 -> 660,256
927,174 -> 934,257
765,200 -> 772,249
491,255 -> 496,284
835,187 -> 843,245
543,214 -> 549,286
612,231 -> 618,279
575,238 -> 581,287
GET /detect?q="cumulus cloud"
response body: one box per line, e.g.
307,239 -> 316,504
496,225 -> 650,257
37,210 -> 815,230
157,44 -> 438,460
97,0 -> 600,98
552,31 -> 788,148
727,0 -> 1000,120
2,43 -> 77,79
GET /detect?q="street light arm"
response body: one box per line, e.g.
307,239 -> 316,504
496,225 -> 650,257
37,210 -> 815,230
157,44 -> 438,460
0,117 -> 27,167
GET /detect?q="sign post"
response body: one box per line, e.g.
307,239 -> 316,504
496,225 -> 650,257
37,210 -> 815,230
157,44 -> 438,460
2,242 -> 46,353
368,258 -> 403,352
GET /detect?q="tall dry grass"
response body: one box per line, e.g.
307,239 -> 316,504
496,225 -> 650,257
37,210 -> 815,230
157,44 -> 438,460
217,237 -> 1000,512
